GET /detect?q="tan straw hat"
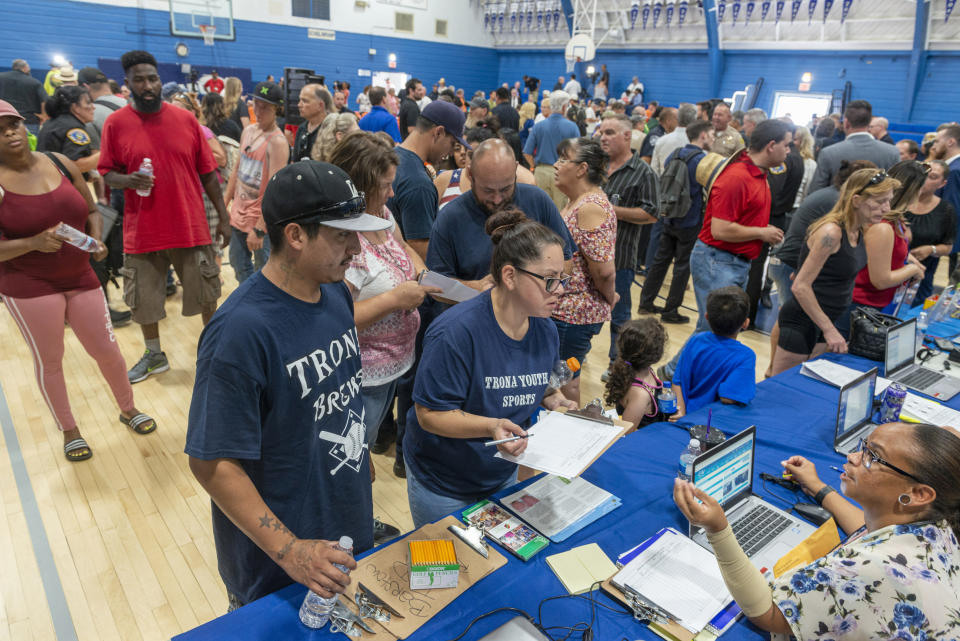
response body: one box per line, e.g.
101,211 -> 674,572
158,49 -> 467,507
696,152 -> 736,195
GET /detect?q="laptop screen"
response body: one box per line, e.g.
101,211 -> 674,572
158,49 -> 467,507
885,319 -> 916,375
692,427 -> 754,509
836,369 -> 875,441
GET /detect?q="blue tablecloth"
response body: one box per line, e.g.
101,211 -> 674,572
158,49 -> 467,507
175,348 -> 960,641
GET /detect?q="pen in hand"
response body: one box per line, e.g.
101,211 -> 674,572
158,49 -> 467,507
484,433 -> 532,447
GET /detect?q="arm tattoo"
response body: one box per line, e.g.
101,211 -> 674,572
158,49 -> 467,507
277,536 -> 296,560
258,512 -> 292,536
819,232 -> 837,251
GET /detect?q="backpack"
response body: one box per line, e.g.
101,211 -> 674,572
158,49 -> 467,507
658,148 -> 701,220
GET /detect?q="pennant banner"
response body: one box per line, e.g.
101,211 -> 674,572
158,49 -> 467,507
642,1 -> 651,28
947,0 -> 957,23
745,0 -> 755,24
841,0 -> 853,23
731,0 -> 741,25
776,0 -> 785,23
630,0 -> 640,28
553,5 -> 561,31
717,0 -> 727,23
822,0 -> 834,22
653,0 -> 663,27
678,0 -> 688,25
666,1 -> 675,26
791,0 -> 802,22
761,0 -> 771,22
808,0 -> 817,24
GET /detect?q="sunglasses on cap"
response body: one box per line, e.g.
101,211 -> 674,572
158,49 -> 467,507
272,194 -> 366,226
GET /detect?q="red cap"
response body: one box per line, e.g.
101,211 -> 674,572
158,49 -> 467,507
0,100 -> 24,120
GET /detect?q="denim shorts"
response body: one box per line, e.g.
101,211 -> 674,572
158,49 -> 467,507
553,319 -> 603,376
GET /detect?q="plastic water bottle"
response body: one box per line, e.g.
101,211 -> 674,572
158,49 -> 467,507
135,158 -> 154,197
548,357 -> 581,389
55,223 -> 99,252
678,438 -> 702,481
658,381 -> 677,415
299,536 -> 354,629
916,311 -> 929,350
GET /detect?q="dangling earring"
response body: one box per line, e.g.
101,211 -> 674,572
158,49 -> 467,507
898,493 -> 912,505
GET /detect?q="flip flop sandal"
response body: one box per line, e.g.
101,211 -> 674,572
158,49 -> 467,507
119,412 -> 157,435
64,438 -> 92,462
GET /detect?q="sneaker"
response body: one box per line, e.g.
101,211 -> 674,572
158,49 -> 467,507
373,518 -> 401,546
660,310 -> 690,324
637,303 -> 662,315
128,349 -> 169,383
393,457 -> 406,479
601,368 -> 611,383
109,308 -> 132,328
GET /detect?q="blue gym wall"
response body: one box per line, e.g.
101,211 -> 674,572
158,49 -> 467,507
498,48 -> 960,129
1,0 -> 499,107
3,0 -> 957,127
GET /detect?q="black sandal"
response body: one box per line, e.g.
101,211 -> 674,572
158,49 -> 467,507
64,438 -> 92,462
119,412 -> 157,435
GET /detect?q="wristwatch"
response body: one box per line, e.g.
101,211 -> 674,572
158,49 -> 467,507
253,228 -> 265,238
814,485 -> 836,506
931,245 -> 938,257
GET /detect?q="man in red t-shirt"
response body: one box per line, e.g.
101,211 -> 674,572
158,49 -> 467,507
203,70 -> 224,94
99,50 -> 230,384
661,118 -> 791,379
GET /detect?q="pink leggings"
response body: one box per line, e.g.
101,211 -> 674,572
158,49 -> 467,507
3,288 -> 134,432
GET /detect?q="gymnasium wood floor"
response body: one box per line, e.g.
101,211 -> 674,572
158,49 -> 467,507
0,260 -> 946,640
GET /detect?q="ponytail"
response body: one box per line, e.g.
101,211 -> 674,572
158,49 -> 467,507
44,86 -> 89,120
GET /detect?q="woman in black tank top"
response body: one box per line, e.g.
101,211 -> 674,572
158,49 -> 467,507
604,317 -> 669,431
772,169 -> 902,375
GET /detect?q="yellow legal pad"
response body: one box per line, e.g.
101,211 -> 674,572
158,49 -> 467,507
546,543 -> 618,595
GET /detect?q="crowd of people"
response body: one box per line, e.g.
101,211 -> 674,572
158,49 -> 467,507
2,48 -> 960,637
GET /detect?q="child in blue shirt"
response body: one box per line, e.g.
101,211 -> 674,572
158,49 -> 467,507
673,286 -> 756,419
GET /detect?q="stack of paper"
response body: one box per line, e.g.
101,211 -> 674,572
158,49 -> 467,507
611,528 -> 732,634
500,475 -> 621,542
899,392 -> 960,429
545,543 -> 618,595
495,411 -> 625,478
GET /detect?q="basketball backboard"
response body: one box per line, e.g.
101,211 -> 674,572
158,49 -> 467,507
169,0 -> 235,40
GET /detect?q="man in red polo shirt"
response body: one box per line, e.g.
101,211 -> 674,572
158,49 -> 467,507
203,70 -> 224,94
661,118 -> 791,379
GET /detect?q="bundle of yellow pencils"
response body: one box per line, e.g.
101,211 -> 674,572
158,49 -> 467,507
408,539 -> 459,590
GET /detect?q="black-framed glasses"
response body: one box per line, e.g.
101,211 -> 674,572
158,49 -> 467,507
856,171 -> 888,195
515,266 -> 571,293
856,438 -> 925,484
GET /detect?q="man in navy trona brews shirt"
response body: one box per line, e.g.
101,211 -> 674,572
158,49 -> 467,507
186,160 -> 393,607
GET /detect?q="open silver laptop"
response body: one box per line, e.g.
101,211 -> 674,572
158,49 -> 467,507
885,318 -> 960,400
834,367 -> 879,455
478,616 -> 550,641
690,426 -> 814,571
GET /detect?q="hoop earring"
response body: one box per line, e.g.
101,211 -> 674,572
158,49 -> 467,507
898,493 -> 912,506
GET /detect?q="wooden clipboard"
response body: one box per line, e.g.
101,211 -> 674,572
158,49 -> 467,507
600,577 -> 697,641
337,515 -> 507,639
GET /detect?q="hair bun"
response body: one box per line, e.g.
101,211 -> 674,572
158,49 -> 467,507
485,207 -> 528,244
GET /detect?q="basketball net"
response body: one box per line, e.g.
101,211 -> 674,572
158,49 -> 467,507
200,24 -> 216,46
565,55 -> 580,73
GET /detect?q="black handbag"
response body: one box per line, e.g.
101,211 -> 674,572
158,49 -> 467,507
848,306 -> 900,361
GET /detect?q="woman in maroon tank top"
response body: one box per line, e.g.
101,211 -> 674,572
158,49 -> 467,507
0,100 -> 156,462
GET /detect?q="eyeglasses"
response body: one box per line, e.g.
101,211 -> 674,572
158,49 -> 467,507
856,171 -> 888,195
515,266 -> 571,293
856,438 -> 925,484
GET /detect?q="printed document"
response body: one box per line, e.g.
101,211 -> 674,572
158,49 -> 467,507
500,476 -> 614,539
418,270 -> 479,302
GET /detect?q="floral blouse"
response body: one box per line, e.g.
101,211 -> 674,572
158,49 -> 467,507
552,191 -> 617,325
771,520 -> 960,640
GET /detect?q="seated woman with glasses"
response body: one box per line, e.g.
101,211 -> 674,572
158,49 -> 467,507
675,422 -> 960,640
771,169 -> 901,375
844,161 -> 927,332
402,207 -> 577,528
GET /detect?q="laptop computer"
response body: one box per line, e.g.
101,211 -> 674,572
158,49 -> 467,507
478,616 -> 550,641
690,426 -> 815,571
834,367 -> 879,455
885,318 -> 960,400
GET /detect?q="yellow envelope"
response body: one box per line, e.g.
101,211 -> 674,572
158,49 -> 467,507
773,517 -> 841,577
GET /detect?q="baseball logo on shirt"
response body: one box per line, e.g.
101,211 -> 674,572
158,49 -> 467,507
318,407 -> 368,475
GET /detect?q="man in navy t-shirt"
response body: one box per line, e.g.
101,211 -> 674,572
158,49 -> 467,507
386,100 -> 469,261
186,161 -> 394,608
672,286 -> 756,418
426,139 -> 575,288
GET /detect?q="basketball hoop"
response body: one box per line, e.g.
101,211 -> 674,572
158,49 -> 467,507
200,24 -> 216,46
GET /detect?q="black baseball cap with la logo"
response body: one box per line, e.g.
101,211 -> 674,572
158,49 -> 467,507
252,81 -> 283,106
263,160 -> 393,232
